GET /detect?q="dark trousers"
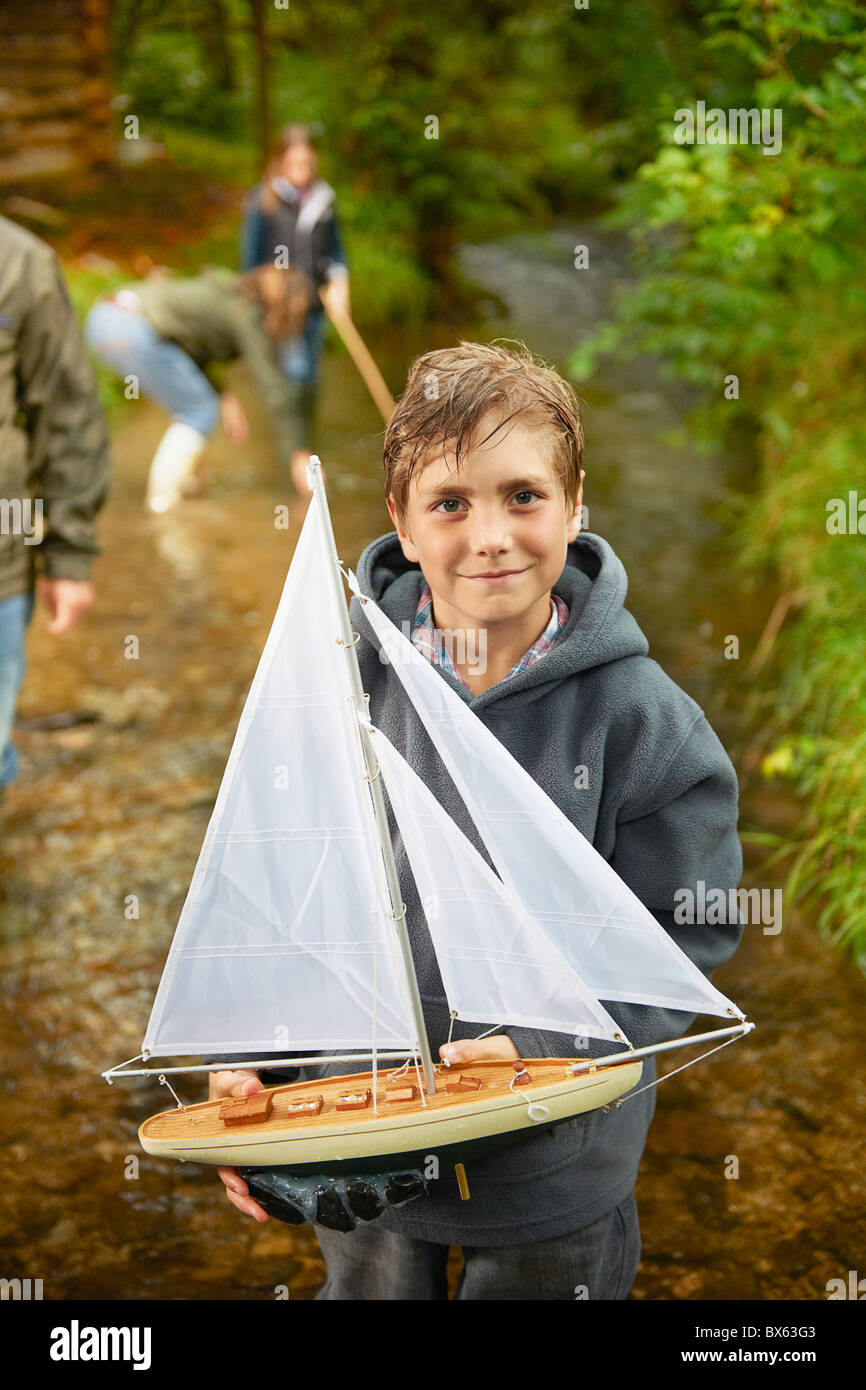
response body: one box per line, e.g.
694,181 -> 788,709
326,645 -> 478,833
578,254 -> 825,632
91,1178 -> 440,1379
314,1192 -> 641,1300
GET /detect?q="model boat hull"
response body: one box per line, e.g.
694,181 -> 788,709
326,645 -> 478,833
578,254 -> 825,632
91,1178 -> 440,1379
138,1057 -> 643,1170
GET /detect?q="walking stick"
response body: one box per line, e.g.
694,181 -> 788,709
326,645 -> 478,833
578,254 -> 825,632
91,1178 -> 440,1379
319,290 -> 395,423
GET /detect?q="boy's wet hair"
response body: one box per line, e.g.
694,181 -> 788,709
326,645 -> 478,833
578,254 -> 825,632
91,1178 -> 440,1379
384,339 -> 583,526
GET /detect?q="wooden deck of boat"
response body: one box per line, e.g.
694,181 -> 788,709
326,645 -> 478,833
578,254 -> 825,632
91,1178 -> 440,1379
142,1058 -> 582,1141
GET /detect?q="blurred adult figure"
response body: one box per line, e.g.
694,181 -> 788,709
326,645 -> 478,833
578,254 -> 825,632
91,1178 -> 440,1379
0,215 -> 109,800
86,266 -> 314,511
242,123 -> 350,494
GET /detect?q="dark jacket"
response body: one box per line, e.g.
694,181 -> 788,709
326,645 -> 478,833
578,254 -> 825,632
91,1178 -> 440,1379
240,178 -> 348,290
0,215 -> 110,601
209,528 -> 745,1246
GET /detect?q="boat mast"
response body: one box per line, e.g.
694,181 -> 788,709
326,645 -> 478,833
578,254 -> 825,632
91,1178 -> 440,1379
307,457 -> 438,1096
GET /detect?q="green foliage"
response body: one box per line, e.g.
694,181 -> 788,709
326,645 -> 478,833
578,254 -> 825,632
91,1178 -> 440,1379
117,30 -> 248,138
106,0 -> 728,312
570,0 -> 866,967
108,0 -> 624,322
159,127 -> 258,188
262,1 -> 593,273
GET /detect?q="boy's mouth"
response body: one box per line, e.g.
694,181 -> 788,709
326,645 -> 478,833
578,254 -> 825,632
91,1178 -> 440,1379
459,567 -> 528,582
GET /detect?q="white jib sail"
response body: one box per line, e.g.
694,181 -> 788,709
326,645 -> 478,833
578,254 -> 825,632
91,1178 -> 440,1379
348,572 -> 744,1023
142,496 -> 416,1059
366,719 -> 626,1043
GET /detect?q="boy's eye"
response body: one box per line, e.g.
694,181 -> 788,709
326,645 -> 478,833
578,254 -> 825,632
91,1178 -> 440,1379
433,491 -> 539,513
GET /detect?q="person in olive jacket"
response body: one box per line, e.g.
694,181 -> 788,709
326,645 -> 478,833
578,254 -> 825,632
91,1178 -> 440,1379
85,265 -> 315,510
0,214 -> 110,796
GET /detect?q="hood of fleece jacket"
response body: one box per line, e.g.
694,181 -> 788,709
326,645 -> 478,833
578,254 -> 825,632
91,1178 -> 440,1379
348,529 -> 650,711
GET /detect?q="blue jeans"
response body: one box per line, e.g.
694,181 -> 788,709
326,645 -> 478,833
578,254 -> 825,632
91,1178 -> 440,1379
276,310 -> 322,454
313,1192 -> 641,1300
0,590 -> 35,788
279,309 -> 325,386
84,301 -> 220,435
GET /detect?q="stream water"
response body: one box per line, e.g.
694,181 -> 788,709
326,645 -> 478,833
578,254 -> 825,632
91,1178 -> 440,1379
1,225 -> 863,1300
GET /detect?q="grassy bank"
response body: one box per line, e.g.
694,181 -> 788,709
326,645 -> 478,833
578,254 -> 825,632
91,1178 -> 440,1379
569,2 -> 866,969
737,409 -> 866,970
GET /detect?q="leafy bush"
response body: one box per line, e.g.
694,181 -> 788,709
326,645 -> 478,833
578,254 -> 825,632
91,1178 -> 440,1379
569,0 -> 866,966
118,32 -> 248,138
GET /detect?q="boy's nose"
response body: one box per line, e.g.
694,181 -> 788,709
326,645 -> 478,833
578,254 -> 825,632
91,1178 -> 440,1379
470,542 -> 513,562
466,514 -> 513,556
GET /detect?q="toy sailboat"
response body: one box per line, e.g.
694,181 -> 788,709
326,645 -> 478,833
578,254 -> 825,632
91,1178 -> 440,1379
104,457 -> 754,1181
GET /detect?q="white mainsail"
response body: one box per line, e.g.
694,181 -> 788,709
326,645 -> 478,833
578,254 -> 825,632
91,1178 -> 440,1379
366,720 -> 626,1042
348,571 -> 745,1025
142,494 -> 416,1058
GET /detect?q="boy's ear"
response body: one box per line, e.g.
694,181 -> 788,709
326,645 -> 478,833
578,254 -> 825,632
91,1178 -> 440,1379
566,469 -> 586,541
386,493 -> 419,561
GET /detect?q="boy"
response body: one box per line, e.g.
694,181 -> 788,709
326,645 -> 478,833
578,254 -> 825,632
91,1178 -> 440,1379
212,340 -> 744,1299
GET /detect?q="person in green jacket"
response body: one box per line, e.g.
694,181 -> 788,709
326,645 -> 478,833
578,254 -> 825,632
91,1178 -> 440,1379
0,214 -> 110,796
85,265 -> 315,511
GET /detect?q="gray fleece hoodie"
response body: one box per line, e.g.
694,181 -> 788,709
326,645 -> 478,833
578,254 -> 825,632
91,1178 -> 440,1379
210,528 -> 744,1246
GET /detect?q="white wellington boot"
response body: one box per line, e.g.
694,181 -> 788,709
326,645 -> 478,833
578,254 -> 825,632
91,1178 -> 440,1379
145,423 -> 209,513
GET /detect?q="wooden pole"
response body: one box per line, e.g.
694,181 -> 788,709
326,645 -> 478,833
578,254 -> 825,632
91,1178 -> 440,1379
319,292 -> 396,423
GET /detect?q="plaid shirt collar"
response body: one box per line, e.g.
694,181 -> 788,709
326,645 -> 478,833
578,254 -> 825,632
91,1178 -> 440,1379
410,581 -> 569,692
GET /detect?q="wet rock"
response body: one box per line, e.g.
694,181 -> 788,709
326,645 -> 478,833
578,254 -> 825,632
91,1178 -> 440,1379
672,1270 -> 703,1298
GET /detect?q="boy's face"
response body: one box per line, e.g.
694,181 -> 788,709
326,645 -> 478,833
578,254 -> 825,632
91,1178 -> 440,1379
387,409 -> 584,635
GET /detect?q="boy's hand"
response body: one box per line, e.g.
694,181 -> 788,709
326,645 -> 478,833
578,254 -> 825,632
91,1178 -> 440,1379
208,1069 -> 269,1222
439,1036 -> 521,1066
